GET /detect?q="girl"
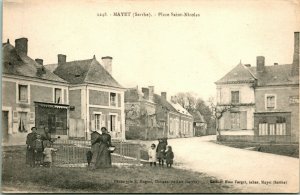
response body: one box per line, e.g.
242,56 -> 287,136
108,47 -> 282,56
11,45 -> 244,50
148,143 -> 157,166
165,146 -> 174,168
43,143 -> 57,168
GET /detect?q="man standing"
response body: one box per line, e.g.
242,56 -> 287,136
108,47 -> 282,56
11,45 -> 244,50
26,127 -> 37,167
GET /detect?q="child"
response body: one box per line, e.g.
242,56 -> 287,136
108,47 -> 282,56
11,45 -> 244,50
34,134 -> 44,166
86,150 -> 93,167
43,142 -> 57,168
148,143 -> 157,166
165,146 -> 174,168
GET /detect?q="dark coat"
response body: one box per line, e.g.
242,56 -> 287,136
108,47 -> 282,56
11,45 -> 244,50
156,141 -> 167,159
165,150 -> 174,165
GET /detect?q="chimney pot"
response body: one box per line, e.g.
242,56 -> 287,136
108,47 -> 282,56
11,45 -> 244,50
58,54 -> 67,65
142,87 -> 149,100
101,56 -> 113,75
256,56 -> 265,72
7,39 -> 9,44
161,92 -> 167,100
148,86 -> 154,101
15,38 -> 28,55
35,58 -> 43,65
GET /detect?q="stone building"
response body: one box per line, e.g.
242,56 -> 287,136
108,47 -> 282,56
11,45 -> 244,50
125,86 -> 193,140
47,55 -> 126,140
2,38 -> 69,145
215,32 -> 299,143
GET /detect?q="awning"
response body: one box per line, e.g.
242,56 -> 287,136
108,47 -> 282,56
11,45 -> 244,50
34,101 -> 69,110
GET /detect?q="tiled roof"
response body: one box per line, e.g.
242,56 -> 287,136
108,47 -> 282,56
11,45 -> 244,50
2,43 -> 67,83
215,63 -> 256,84
52,57 -> 123,88
216,62 -> 299,86
153,94 -> 178,113
248,64 -> 299,86
170,102 -> 192,117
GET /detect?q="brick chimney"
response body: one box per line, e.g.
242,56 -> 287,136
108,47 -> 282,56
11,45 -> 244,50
35,58 -> 43,65
58,54 -> 66,65
171,96 -> 178,104
292,32 -> 299,76
161,92 -> 167,100
15,38 -> 28,56
148,86 -> 154,101
256,56 -> 265,72
101,56 -> 113,75
142,87 -> 149,100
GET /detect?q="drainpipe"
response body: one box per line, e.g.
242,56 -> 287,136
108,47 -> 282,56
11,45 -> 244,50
85,85 -> 88,140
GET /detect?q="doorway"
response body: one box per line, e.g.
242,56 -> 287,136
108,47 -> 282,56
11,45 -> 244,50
2,111 -> 9,142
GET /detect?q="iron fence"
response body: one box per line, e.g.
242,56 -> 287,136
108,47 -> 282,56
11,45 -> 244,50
52,139 -> 141,166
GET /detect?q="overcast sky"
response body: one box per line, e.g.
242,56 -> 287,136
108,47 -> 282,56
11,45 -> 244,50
3,0 -> 300,101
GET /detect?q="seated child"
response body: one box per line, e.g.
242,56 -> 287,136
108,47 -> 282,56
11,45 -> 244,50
148,143 -> 157,166
34,134 -> 44,166
165,146 -> 174,168
43,143 -> 57,168
86,150 -> 93,167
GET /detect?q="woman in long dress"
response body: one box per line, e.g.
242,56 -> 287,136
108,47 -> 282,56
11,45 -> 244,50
90,131 -> 101,167
95,127 -> 112,168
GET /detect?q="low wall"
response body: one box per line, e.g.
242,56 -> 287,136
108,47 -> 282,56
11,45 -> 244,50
217,135 -> 297,144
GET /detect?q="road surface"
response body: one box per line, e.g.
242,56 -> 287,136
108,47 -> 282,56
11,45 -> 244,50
164,136 -> 299,193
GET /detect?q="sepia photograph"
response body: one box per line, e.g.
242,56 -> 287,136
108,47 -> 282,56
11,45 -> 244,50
1,0 -> 299,193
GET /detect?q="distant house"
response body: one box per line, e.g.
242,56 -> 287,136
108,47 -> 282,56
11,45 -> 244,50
191,111 -> 207,136
2,38 -> 69,145
215,32 -> 299,143
47,55 -> 126,140
125,86 -> 193,140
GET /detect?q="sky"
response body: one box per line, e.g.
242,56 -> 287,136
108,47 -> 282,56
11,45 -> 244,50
3,0 -> 300,101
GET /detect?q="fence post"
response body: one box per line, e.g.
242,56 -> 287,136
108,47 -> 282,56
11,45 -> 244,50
136,144 -> 140,164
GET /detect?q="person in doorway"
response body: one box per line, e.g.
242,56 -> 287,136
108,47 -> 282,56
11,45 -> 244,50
95,127 -> 112,169
148,143 -> 157,167
26,127 -> 37,167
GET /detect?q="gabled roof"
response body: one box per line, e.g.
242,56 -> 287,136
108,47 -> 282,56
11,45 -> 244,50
153,94 -> 178,113
248,64 -> 299,86
170,102 -> 192,117
2,43 -> 67,83
215,62 -> 256,84
52,57 -> 123,88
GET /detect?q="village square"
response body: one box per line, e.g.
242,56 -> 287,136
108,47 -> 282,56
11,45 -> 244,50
1,0 -> 299,194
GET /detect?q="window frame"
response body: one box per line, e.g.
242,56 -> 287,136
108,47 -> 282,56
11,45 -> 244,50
265,94 -> 277,110
231,90 -> 240,104
94,112 -> 102,131
17,83 -> 30,104
54,88 -> 63,104
109,92 -> 117,107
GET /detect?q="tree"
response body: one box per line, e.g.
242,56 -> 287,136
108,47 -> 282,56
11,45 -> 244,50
208,97 -> 234,136
175,92 -> 214,132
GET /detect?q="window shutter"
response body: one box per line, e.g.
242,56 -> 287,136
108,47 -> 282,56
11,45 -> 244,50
101,114 -> 106,129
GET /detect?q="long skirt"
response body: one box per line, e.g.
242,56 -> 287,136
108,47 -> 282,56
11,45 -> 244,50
26,147 -> 35,166
91,143 -> 100,165
95,143 -> 112,169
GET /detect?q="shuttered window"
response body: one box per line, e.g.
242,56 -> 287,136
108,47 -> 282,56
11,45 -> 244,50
231,91 -> 239,104
19,85 -> 28,103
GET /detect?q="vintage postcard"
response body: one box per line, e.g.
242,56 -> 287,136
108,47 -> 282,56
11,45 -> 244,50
1,0 -> 299,193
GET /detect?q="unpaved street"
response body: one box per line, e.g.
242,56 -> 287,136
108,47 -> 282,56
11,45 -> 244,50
165,136 -> 299,193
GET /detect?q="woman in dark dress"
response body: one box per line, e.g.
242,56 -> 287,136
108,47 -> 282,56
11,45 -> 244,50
95,127 -> 112,168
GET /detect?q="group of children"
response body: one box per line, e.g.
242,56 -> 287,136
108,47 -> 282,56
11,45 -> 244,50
148,138 -> 174,168
26,127 -> 58,168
